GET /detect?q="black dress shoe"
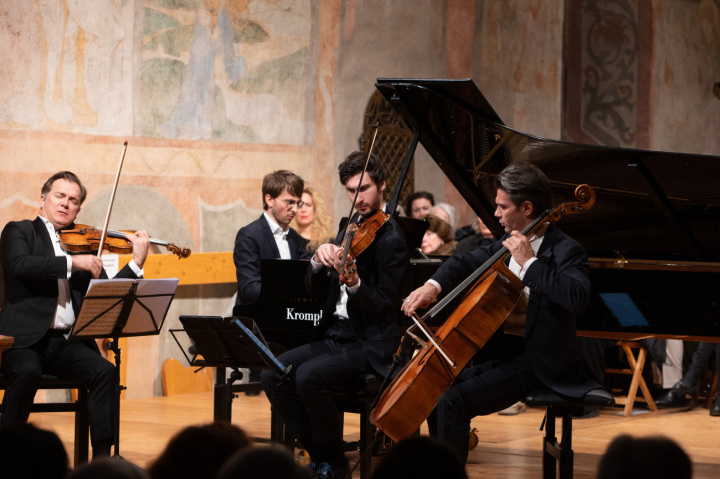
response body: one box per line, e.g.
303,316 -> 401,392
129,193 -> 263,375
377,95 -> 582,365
711,402 -> 720,416
654,389 -> 687,409
316,461 -> 349,479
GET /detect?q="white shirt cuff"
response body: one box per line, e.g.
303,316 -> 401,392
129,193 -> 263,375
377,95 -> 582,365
346,279 -> 361,294
426,279 -> 441,294
519,257 -> 538,278
310,256 -> 323,273
128,260 -> 144,278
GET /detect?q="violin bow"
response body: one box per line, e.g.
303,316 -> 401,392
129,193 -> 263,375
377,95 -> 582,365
338,122 -> 380,245
96,141 -> 128,258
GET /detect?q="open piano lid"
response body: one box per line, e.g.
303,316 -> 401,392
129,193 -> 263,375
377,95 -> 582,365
377,78 -> 720,340
375,78 -> 720,264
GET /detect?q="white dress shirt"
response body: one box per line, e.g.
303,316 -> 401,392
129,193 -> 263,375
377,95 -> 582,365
39,216 -> 144,330
263,212 -> 291,260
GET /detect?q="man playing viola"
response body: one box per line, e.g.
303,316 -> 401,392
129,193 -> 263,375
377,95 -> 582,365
402,163 -> 598,462
261,151 -> 409,479
0,171 -> 150,458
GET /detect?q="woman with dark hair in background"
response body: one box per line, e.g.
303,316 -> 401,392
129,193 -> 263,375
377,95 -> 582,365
406,191 -> 435,219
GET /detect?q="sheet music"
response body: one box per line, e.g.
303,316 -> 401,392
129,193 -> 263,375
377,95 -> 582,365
72,278 -> 179,338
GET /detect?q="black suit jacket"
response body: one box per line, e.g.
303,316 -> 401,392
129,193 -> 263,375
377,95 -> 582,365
305,215 -> 409,375
0,217 -> 141,349
233,214 -> 309,305
432,224 -> 598,397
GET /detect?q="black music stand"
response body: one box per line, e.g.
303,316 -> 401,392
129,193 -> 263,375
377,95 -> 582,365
172,315 -> 290,423
71,278 -> 178,457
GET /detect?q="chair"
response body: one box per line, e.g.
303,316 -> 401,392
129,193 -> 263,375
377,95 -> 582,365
161,357 -> 213,396
270,372 -> 382,479
0,372 -> 90,466
604,340 -> 657,416
524,388 -> 615,479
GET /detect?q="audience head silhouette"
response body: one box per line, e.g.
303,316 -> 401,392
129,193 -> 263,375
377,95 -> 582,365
67,457 -> 149,479
217,446 -> 310,479
147,422 -> 252,479
370,436 -> 467,479
0,423 -> 69,479
597,434 -> 692,479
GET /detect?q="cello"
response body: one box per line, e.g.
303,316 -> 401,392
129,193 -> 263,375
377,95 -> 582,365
370,183 -> 596,442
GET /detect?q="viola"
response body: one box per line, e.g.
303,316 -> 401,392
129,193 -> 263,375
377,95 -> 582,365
338,122 -> 383,277
340,209 -> 390,276
59,224 -> 191,259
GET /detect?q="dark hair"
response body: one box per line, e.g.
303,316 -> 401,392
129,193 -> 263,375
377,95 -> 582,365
0,423 -> 69,479
338,151 -> 386,188
406,191 -> 435,215
147,422 -> 252,479
261,170 -> 304,211
371,436 -> 467,479
597,434 -> 692,479
217,446 -> 309,479
494,163 -> 552,217
42,171 -> 87,205
67,457 -> 149,479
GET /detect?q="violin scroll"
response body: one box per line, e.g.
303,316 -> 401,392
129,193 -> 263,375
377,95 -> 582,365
165,243 -> 191,259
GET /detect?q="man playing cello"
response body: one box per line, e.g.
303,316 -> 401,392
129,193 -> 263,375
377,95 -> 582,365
402,163 -> 598,461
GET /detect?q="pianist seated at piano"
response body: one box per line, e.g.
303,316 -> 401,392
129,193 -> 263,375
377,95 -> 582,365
261,151 -> 409,479
402,163 -> 600,462
233,170 -> 310,307
420,213 -> 457,256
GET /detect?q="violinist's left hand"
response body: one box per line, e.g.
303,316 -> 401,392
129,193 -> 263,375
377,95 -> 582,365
502,230 -> 534,267
126,230 -> 150,268
338,253 -> 358,287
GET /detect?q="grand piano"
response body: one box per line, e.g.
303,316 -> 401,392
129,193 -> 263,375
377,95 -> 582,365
228,78 -> 719,355
374,78 -> 720,342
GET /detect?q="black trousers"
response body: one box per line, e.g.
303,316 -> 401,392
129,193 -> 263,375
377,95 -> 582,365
427,357 -> 543,461
0,330 -> 115,448
260,337 -> 375,447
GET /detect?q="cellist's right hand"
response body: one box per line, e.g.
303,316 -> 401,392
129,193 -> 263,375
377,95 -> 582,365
401,282 -> 440,317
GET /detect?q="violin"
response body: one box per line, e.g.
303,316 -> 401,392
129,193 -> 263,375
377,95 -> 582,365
338,122 -> 384,277
339,209 -> 390,276
59,224 -> 191,259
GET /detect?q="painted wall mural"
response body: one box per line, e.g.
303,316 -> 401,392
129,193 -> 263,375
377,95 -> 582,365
0,0 -> 315,145
142,0 -> 314,144
564,0 -> 652,149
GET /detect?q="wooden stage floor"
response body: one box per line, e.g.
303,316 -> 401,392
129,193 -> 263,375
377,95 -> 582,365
27,391 -> 720,478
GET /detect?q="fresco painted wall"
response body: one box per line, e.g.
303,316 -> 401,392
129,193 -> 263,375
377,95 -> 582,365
0,0 -> 718,399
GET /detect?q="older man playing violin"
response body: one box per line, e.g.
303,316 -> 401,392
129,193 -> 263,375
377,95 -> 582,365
0,171 -> 149,459
261,151 -> 408,479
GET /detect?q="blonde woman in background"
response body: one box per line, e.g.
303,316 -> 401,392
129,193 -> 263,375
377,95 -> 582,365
291,187 -> 334,255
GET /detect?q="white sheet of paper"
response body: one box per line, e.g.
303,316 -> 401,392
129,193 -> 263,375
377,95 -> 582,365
73,278 -> 179,338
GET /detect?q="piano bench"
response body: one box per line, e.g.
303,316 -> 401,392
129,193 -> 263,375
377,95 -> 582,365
524,388 -> 615,479
0,373 -> 90,466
